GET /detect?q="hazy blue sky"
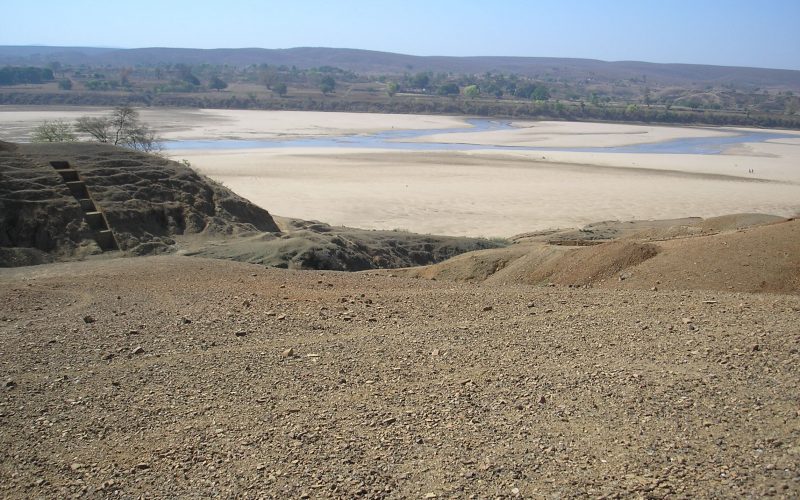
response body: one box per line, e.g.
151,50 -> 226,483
4,0 -> 799,70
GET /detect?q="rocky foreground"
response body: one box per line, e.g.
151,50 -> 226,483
1,256 -> 798,498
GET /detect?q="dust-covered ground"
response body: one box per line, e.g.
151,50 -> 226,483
1,256 -> 798,498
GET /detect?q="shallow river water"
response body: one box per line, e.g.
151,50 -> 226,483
164,119 -> 795,154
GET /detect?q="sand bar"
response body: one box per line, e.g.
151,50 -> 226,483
4,107 -> 800,237
173,146 -> 800,237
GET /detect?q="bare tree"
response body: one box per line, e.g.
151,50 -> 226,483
75,106 -> 162,153
31,120 -> 77,142
75,116 -> 111,143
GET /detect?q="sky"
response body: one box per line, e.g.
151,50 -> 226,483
4,0 -> 799,70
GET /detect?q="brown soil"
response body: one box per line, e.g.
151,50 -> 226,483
1,256 -> 798,498
403,216 -> 800,295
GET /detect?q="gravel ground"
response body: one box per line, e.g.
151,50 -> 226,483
1,256 -> 798,498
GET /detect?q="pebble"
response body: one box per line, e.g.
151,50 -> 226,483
83,315 -> 96,324
482,305 -> 493,311
282,348 -> 295,358
132,346 -> 145,355
5,378 -> 16,389
235,330 -> 247,337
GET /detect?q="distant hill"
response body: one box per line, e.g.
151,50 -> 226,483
2,45 -> 799,90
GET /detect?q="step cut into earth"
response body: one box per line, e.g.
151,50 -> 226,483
0,142 -> 279,266
1,142 -> 501,269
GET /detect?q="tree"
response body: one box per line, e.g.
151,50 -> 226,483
437,83 -> 460,96
31,120 -> 76,143
411,72 -> 430,89
273,82 -> 288,97
175,64 -> 200,86
119,67 -> 132,87
209,75 -> 228,91
47,61 -> 62,77
58,79 -> 72,90
75,106 -> 162,153
531,85 -> 550,101
319,75 -> 336,94
463,85 -> 480,98
386,82 -> 398,97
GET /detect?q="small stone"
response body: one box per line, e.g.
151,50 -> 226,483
277,314 -> 286,321
282,348 -> 295,358
4,378 -> 16,389
181,317 -> 192,324
235,330 -> 247,337
752,343 -> 760,352
526,302 -> 535,308
431,349 -> 441,356
512,487 -> 520,496
135,463 -> 150,470
424,494 -> 437,499
70,463 -> 84,471
381,417 -> 396,426
83,315 -> 96,324
102,353 -> 114,360
538,395 -> 547,404
126,330 -> 139,336
132,346 -> 145,355
482,305 -> 493,311
266,311 -> 277,316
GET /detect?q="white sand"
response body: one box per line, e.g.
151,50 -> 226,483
4,106 -> 799,237
0,106 -> 466,142
404,120 -> 738,148
173,146 -> 800,237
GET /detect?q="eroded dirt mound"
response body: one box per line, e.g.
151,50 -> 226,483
609,218 -> 800,294
185,218 -> 504,271
525,240 -> 659,285
406,216 -> 799,294
1,142 -> 280,266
